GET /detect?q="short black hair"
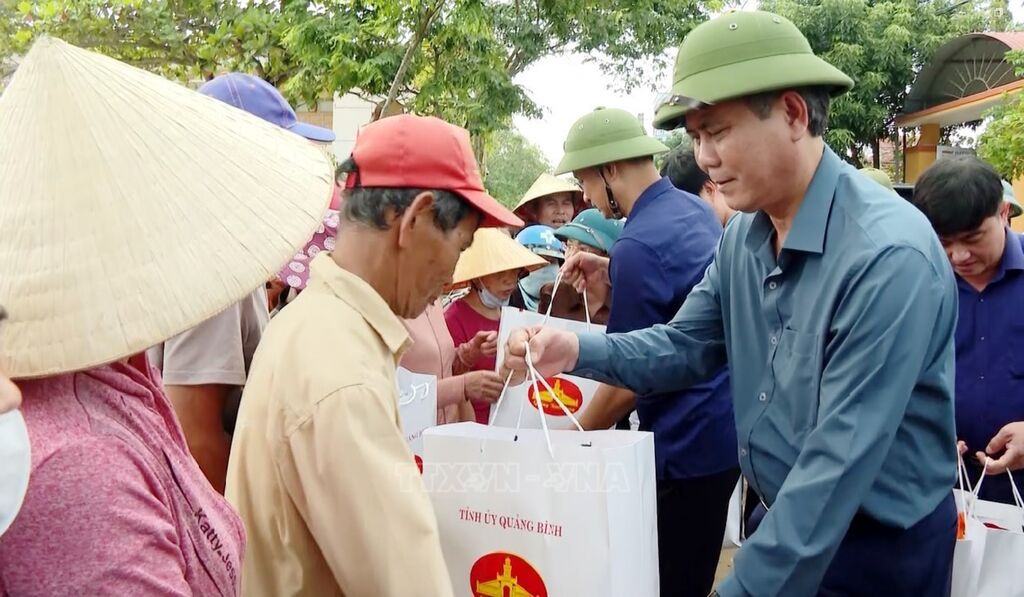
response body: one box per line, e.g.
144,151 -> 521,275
745,86 -> 831,137
660,145 -> 709,196
911,157 -> 1003,236
337,157 -> 477,232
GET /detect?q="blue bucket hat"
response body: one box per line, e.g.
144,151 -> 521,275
554,208 -> 624,253
198,73 -> 336,142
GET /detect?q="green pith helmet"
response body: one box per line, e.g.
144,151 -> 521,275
653,10 -> 854,131
859,167 -> 894,191
554,107 -> 669,175
1003,180 -> 1022,219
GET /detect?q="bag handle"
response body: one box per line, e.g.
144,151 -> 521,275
487,371 -> 516,426
542,271 -> 593,332
956,450 -> 974,538
524,341 -> 585,433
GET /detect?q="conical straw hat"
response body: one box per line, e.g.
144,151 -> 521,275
451,229 -> 547,286
0,38 -> 333,378
513,173 -> 584,215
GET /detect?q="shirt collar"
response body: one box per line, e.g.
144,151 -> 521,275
744,146 -> 841,256
985,229 -> 1024,287
625,177 -> 676,223
308,253 -> 411,355
1001,229 -> 1024,272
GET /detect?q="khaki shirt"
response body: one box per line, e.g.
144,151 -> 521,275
225,254 -> 453,597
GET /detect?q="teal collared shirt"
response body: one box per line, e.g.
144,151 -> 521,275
574,147 -> 958,596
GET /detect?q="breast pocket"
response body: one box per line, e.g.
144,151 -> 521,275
770,328 -> 824,438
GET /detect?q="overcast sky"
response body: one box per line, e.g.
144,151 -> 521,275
514,1 -> 1024,166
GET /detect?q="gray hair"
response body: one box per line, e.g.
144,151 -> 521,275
745,86 -> 831,137
342,187 -> 476,232
337,159 -> 478,232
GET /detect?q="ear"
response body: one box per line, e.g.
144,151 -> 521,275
999,201 -> 1011,225
702,180 -> 717,197
779,90 -> 810,141
397,191 -> 436,249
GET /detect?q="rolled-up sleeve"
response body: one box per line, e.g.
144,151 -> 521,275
719,247 -> 950,597
280,384 -> 453,597
573,254 -> 727,396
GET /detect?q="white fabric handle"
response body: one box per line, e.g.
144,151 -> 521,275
487,371 -> 516,426
542,271 -> 593,332
523,343 -> 585,433
542,271 -> 563,325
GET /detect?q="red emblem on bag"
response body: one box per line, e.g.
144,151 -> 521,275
527,376 -> 584,416
470,552 -> 547,597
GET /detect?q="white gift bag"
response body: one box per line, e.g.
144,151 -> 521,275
952,453 -> 988,597
494,303 -> 606,430
722,479 -> 744,548
952,455 -> 1024,597
974,467 -> 1024,597
422,352 -> 659,596
423,423 -> 658,596
395,367 -> 437,472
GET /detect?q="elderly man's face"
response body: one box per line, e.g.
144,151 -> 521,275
396,194 -> 479,319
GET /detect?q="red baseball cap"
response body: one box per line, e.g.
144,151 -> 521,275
345,115 -> 523,228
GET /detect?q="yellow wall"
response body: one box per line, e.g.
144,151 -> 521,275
904,123 -> 941,184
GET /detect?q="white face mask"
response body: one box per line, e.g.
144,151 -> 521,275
478,285 -> 510,310
0,409 -> 30,536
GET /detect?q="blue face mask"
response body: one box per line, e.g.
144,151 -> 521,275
518,264 -> 559,311
478,285 -> 511,309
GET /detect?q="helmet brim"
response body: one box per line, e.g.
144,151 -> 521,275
653,52 -> 854,131
555,136 -> 669,175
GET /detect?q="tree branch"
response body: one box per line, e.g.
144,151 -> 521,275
379,0 -> 444,119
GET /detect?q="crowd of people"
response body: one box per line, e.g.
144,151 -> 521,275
1,8 -> 1024,597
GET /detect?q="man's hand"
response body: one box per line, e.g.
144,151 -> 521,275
458,331 -> 498,366
958,440 -> 968,456
501,326 -> 580,386
463,371 -> 505,404
979,422 -> 1024,475
0,371 -> 21,414
561,252 -> 611,307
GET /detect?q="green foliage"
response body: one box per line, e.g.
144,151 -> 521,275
978,50 -> 1024,180
760,0 -> 1003,163
654,130 -> 690,169
0,1 -> 296,89
483,129 -> 551,209
285,0 -> 714,140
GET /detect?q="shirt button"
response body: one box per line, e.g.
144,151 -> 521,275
980,336 -> 986,341
980,375 -> 985,380
770,336 -> 778,346
741,449 -> 748,456
768,281 -> 778,290
759,392 -> 767,402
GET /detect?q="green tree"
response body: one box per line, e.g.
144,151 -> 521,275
1,1 -> 300,90
760,0 -> 996,166
285,0 -> 716,155
483,129 -> 551,209
978,50 -> 1024,180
